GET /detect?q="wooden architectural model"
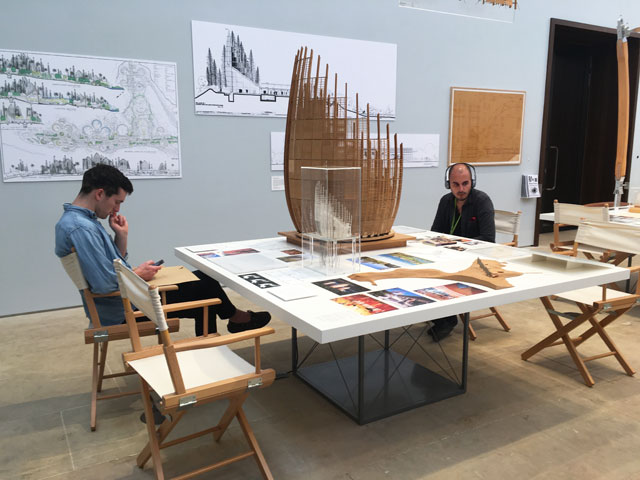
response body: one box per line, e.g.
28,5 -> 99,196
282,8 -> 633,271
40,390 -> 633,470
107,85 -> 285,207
283,47 -> 404,243
349,258 -> 522,290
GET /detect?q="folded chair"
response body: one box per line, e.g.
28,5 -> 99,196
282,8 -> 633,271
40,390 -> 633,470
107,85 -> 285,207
461,209 -> 521,340
550,200 -> 609,256
60,250 -> 180,431
114,259 -> 276,480
522,221 -> 640,386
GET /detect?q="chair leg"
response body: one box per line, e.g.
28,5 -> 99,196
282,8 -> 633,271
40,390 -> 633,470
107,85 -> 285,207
214,394 -> 247,442
137,410 -> 185,469
236,407 -> 274,480
468,321 -> 477,341
140,380 -> 165,479
586,316 -> 636,376
459,314 -> 477,341
523,297 -> 595,387
490,307 -> 511,332
90,343 -> 99,431
96,341 -> 109,393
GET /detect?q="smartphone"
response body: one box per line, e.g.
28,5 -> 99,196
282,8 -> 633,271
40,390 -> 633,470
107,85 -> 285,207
153,259 -> 165,266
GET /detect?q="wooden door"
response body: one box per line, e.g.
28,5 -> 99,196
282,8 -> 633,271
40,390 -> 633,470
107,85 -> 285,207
535,19 -> 640,240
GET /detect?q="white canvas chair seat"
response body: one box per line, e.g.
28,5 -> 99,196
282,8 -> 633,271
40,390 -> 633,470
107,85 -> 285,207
114,258 -> 275,480
59,250 -> 179,431
523,220 -> 639,387
129,345 -> 254,398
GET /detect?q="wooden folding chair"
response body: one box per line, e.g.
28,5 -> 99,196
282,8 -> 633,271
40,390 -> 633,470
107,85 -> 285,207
60,250 -> 180,431
461,209 -> 521,340
522,221 -> 640,386
550,200 -> 609,255
114,259 -> 276,480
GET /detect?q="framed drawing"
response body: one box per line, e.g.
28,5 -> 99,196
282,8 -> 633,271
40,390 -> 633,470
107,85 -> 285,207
448,87 -> 525,166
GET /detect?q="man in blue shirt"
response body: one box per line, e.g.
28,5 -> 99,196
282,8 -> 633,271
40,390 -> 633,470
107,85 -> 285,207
55,164 -> 270,335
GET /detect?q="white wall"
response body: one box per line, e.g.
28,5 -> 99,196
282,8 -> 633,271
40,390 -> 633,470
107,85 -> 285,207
2,0 -> 640,316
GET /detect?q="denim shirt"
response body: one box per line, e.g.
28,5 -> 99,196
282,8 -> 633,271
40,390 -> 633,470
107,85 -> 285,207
55,203 -> 130,326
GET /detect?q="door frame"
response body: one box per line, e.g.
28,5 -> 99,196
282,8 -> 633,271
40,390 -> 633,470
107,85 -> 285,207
534,18 -> 640,245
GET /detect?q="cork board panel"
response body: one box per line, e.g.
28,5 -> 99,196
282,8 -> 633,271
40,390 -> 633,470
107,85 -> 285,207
448,87 -> 525,166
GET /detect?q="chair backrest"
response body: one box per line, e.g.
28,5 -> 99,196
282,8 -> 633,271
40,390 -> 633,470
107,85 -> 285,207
114,259 -> 168,332
494,209 -> 521,246
575,221 -> 640,255
60,250 -> 105,328
554,201 -> 609,226
60,251 -> 89,290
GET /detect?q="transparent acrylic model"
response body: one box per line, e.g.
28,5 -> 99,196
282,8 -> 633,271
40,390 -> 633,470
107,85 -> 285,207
300,167 -> 361,275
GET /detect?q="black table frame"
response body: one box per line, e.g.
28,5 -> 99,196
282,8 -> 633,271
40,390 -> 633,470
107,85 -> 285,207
291,314 -> 470,425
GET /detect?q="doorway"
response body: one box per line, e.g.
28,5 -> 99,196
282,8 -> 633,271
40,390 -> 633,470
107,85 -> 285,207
535,19 -> 640,241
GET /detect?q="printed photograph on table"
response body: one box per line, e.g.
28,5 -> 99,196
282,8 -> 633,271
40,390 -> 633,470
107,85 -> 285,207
277,255 -> 302,263
349,256 -> 399,270
377,252 -> 433,266
445,245 -> 466,252
197,251 -> 221,260
444,282 -> 486,296
332,294 -> 397,316
313,278 -> 369,296
415,286 -> 459,301
369,288 -> 435,309
282,249 -> 302,255
223,248 -> 259,256
416,282 -> 486,301
422,235 -> 457,246
238,273 -> 279,289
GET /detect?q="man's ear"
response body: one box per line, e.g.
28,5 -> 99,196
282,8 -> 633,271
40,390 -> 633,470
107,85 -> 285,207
94,188 -> 105,201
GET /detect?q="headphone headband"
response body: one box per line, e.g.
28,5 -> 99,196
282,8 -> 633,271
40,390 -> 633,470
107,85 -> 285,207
445,163 -> 476,189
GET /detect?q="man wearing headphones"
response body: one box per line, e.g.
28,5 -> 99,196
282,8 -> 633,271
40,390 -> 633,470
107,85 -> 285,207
429,162 -> 496,340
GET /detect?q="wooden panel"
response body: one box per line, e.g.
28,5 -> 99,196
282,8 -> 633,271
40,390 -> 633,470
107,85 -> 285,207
449,87 -> 525,166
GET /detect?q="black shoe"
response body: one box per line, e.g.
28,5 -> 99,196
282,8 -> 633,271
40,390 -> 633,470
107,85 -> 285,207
227,310 -> 271,334
140,404 -> 170,425
429,324 -> 455,342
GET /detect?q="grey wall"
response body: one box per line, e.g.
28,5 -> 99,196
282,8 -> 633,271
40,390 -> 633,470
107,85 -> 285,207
2,0 -> 640,316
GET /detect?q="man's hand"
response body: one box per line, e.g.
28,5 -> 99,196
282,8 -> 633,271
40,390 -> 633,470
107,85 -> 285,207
135,260 -> 162,281
109,213 -> 129,237
110,213 -> 129,257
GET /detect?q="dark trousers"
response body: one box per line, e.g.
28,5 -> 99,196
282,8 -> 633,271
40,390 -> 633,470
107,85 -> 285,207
432,315 -> 458,332
164,270 -> 236,336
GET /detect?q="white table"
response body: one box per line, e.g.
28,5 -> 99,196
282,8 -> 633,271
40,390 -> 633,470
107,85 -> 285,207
176,229 -> 628,423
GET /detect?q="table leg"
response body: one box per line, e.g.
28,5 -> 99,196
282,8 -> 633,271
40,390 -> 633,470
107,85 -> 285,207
291,327 -> 298,374
461,312 -> 469,392
357,336 -> 364,424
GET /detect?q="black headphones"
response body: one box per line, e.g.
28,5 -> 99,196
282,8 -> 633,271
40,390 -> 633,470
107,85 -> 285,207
445,163 -> 476,189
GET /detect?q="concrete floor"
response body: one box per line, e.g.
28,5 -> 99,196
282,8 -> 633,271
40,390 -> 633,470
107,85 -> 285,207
2,232 -> 640,480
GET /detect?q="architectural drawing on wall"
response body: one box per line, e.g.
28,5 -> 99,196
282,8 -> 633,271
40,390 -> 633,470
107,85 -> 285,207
271,175 -> 284,191
396,134 -> 439,168
270,131 -> 284,171
192,20 -> 397,118
399,0 -> 516,23
0,49 -> 180,182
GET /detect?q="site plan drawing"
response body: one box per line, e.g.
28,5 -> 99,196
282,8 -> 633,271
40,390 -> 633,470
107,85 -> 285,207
192,20 -> 397,118
0,49 -> 181,182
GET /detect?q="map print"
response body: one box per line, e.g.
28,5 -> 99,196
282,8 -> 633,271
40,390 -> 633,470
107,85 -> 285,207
0,49 -> 181,182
